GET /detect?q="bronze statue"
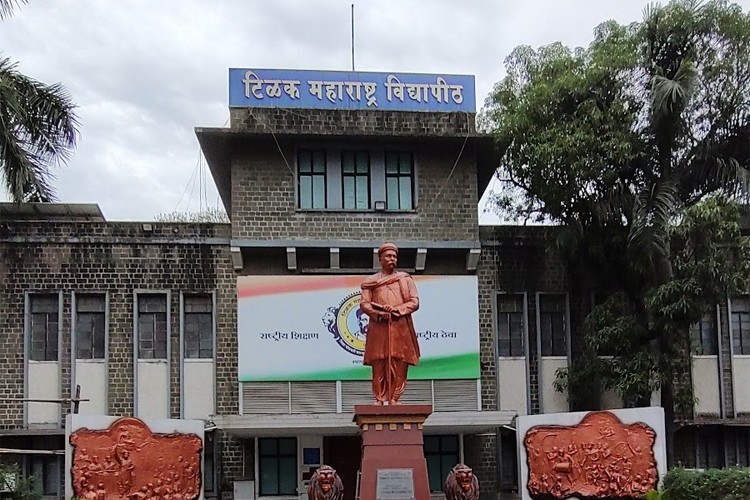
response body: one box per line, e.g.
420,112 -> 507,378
444,464 -> 479,500
360,242 -> 420,405
307,465 -> 344,500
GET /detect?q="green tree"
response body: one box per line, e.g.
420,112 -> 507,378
0,0 -> 78,202
483,0 -> 750,464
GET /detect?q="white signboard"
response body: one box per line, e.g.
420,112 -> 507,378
237,275 -> 480,381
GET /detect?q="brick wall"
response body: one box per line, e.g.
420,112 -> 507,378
0,221 -> 233,427
229,140 -> 479,243
229,108 -> 476,137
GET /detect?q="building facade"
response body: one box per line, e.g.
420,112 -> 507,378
0,68 -> 748,500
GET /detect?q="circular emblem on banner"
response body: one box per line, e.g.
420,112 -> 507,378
321,292 -> 367,356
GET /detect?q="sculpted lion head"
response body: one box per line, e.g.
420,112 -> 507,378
307,465 -> 344,500
444,464 -> 479,500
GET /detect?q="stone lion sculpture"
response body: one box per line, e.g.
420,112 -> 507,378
444,464 -> 479,500
307,465 -> 344,500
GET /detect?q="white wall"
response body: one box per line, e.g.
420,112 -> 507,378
137,360 -> 169,419
75,360 -> 107,415
540,358 -> 568,413
733,356 -> 750,414
27,361 -> 60,425
692,356 -> 721,416
184,360 -> 214,420
498,358 -> 527,415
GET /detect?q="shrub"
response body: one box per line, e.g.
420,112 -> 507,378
662,467 -> 750,500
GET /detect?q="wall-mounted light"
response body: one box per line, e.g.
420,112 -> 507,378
373,200 -> 386,212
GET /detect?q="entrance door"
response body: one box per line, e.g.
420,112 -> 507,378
323,436 -> 362,500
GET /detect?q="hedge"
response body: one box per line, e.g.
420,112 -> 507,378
661,467 -> 750,500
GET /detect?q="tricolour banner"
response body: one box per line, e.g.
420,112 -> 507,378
237,275 -> 480,381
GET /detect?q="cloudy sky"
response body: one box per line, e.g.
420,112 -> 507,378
3,0 -> 748,221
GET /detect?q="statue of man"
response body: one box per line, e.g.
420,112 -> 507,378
360,242 -> 420,405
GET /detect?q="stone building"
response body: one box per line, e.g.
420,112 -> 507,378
0,68 -> 748,500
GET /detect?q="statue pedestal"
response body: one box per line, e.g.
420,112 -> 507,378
353,404 -> 432,500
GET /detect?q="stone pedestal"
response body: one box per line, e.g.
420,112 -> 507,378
353,404 -> 432,500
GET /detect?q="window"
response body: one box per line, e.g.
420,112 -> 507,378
258,437 -> 297,496
732,297 -> 750,355
385,151 -> 414,210
298,150 -> 326,209
203,432 -> 216,494
497,294 -> 525,357
690,310 -> 718,355
424,435 -> 459,492
29,456 -> 60,496
137,294 -> 168,359
539,294 -> 567,357
29,294 -> 59,361
76,294 -> 106,359
342,150 -> 370,209
184,294 -> 213,359
697,427 -> 725,468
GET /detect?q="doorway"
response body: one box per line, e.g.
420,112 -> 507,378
323,435 -> 362,500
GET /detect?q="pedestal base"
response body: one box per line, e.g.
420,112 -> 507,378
354,404 -> 432,500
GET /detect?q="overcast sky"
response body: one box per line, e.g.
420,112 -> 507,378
2,0 -> 748,222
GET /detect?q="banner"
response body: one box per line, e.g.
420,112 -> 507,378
229,69 -> 476,112
237,275 -> 480,381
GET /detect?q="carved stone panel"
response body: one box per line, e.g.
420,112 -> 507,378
523,411 -> 658,499
70,417 -> 202,500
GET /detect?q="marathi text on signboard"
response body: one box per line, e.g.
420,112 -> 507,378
228,69 -> 475,112
237,275 -> 480,381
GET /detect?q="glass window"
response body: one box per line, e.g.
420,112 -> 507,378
259,438 -> 297,496
424,435 -> 459,492
690,310 -> 718,355
298,150 -> 326,209
76,294 -> 106,359
497,294 -> 525,357
29,294 -> 59,361
732,297 -> 750,355
697,427 -> 725,469
342,150 -> 370,210
184,294 -> 213,359
29,456 -> 60,496
385,151 -> 414,210
138,294 -> 168,359
539,294 -> 567,357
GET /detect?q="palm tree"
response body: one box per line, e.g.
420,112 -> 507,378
0,0 -> 78,202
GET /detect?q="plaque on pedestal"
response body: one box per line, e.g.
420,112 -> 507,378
376,469 -> 415,500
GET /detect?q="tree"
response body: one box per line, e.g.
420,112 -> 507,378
483,0 -> 750,464
0,0 -> 78,202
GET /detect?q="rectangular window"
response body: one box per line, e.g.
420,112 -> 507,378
29,294 -> 59,361
497,294 -> 525,357
732,297 -> 750,355
424,435 -> 459,492
298,150 -> 326,209
690,310 -> 718,355
385,151 -> 414,210
258,437 -> 297,496
137,294 -> 168,359
203,432 -> 216,493
539,294 -> 567,357
75,294 -> 106,359
697,427 -> 725,468
29,456 -> 60,496
184,294 -> 213,359
342,150 -> 370,210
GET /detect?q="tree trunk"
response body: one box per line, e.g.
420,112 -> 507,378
655,256 -> 676,468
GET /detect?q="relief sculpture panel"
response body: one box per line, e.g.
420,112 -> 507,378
70,417 -> 202,500
523,411 -> 658,499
